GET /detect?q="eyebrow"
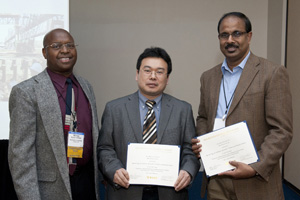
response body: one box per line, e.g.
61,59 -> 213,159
143,66 -> 166,70
220,30 -> 244,33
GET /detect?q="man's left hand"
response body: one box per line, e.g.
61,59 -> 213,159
174,170 -> 191,191
218,161 -> 256,179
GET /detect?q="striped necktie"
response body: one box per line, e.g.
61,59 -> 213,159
143,100 -> 157,144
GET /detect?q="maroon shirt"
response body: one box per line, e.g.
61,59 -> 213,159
47,69 -> 93,168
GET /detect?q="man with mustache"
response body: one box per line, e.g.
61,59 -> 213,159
98,47 -> 200,200
192,12 -> 293,200
8,29 -> 101,200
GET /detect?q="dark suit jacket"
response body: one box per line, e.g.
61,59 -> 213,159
8,69 -> 100,200
196,53 -> 293,200
97,92 -> 200,200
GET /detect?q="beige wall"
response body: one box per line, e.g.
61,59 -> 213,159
285,0 -> 300,190
267,0 -> 286,65
70,0 -> 269,118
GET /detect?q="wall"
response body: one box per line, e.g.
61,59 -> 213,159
267,0 -> 286,65
70,0 -> 268,119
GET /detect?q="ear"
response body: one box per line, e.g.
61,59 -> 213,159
42,48 -> 47,59
166,75 -> 170,85
135,70 -> 139,81
247,31 -> 252,44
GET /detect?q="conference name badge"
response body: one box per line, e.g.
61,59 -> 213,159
67,131 -> 84,158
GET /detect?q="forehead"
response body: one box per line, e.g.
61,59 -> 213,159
141,57 -> 168,69
219,16 -> 246,32
45,30 -> 74,44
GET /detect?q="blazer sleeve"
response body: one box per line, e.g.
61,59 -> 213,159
8,85 -> 41,199
97,103 -> 125,185
251,65 -> 293,181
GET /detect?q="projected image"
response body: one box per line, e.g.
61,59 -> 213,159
0,0 -> 69,139
0,14 -> 66,101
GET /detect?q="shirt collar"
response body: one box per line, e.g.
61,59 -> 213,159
47,68 -> 77,88
221,51 -> 251,74
138,90 -> 162,108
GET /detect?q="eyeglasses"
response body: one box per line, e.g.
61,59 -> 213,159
45,43 -> 78,50
218,31 -> 248,40
142,68 -> 167,77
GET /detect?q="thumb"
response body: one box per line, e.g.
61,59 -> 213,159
229,160 -> 238,167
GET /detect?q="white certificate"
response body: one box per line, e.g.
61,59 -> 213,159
197,121 -> 259,177
126,143 -> 180,187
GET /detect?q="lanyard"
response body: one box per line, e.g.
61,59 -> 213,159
53,82 -> 79,130
222,75 -> 236,121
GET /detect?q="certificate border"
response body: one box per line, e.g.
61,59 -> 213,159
126,143 -> 181,187
198,121 -> 260,177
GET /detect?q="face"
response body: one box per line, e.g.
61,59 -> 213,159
218,16 -> 252,68
136,57 -> 169,100
42,29 -> 77,77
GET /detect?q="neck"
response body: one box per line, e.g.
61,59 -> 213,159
47,68 -> 72,77
139,91 -> 162,101
226,61 -> 238,71
226,51 -> 250,71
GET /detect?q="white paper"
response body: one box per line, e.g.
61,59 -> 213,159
197,121 -> 259,177
126,143 -> 180,187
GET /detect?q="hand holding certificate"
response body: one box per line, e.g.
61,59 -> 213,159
197,121 -> 259,177
126,143 -> 180,187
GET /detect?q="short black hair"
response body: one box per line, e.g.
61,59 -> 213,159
136,47 -> 172,75
217,12 -> 252,33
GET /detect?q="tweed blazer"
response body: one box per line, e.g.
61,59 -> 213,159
196,53 -> 293,200
8,69 -> 100,200
97,92 -> 200,200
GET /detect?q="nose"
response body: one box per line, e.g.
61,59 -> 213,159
227,34 -> 234,42
60,44 -> 69,52
150,71 -> 157,79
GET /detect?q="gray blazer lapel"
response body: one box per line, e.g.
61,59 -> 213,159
126,92 -> 143,143
76,76 -> 91,99
227,53 -> 260,118
157,94 -> 173,144
34,70 -> 71,196
76,75 -> 93,103
75,76 -> 98,144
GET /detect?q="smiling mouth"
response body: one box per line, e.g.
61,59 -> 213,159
59,57 -> 71,63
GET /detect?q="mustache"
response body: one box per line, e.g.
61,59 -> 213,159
225,43 -> 239,49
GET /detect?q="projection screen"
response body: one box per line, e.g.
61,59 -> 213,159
0,0 -> 69,139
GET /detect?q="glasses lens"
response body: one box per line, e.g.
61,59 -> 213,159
66,43 -> 76,49
51,43 -> 62,49
233,31 -> 242,38
219,33 -> 229,39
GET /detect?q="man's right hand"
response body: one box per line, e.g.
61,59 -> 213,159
191,138 -> 202,159
113,168 -> 130,188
